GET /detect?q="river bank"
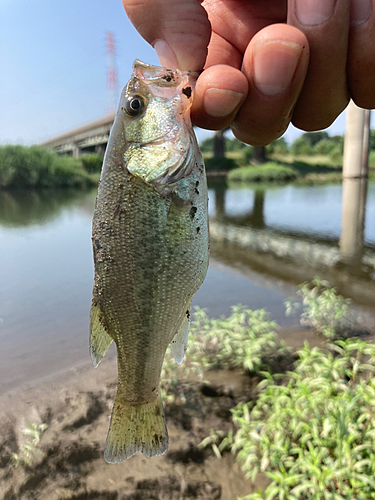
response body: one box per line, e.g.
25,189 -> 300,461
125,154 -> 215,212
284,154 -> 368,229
2,144 -> 373,190
1,298 -> 375,500
0,145 -> 100,189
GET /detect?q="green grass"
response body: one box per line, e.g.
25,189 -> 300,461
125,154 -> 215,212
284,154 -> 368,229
228,162 -> 298,184
0,145 -> 98,189
204,148 -> 347,185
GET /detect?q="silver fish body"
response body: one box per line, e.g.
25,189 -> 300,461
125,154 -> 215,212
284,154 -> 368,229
90,60 -> 209,463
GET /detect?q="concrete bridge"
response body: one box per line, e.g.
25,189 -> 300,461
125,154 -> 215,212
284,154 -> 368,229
39,112 -> 116,157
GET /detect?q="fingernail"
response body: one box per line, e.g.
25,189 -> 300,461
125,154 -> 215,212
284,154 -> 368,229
253,41 -> 302,97
153,39 -> 179,69
203,89 -> 244,117
351,0 -> 372,25
295,0 -> 336,25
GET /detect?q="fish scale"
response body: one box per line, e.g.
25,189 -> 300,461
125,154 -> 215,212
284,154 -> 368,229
89,60 -> 209,463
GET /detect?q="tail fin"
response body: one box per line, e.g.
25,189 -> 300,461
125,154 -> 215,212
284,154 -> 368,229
104,393 -> 168,463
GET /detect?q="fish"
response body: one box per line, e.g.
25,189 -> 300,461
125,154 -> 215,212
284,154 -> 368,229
90,60 -> 209,464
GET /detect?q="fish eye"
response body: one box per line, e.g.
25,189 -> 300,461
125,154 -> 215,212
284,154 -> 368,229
124,95 -> 145,117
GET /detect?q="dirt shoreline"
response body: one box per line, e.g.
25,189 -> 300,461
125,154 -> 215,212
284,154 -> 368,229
0,355 -> 259,500
2,318 -> 374,500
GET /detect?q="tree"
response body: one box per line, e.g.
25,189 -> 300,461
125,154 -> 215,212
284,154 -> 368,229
266,137 -> 289,155
213,129 -> 225,158
252,146 -> 267,165
301,131 -> 329,147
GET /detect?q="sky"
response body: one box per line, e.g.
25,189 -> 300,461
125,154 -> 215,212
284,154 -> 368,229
0,0 -> 348,146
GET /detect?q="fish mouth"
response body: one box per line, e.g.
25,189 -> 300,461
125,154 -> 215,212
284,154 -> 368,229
132,59 -> 200,86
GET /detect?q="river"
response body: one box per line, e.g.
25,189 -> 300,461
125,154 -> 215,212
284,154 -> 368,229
1,181 -> 374,394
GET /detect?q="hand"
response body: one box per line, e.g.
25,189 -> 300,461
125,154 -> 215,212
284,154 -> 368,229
122,0 -> 375,146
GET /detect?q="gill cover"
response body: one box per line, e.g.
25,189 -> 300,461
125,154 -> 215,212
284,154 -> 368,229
121,60 -> 199,191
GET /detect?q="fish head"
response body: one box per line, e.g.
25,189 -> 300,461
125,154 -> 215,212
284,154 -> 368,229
118,60 -> 200,191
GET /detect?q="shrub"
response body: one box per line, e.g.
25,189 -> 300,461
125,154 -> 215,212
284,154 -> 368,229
285,277 -> 354,340
242,146 -> 254,163
368,150 -> 375,168
228,162 -> 298,183
160,306 -> 285,403
81,153 -> 103,173
12,423 -> 47,467
229,338 -> 375,500
266,137 -> 289,156
290,137 -> 313,156
329,146 -> 343,165
204,157 -> 238,171
0,145 -> 95,189
314,139 -> 338,155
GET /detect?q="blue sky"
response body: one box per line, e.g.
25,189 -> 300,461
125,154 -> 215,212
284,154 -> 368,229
0,0 -> 347,146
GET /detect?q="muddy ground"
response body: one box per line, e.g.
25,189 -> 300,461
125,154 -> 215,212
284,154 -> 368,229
0,352 -> 265,500
1,322 -> 373,500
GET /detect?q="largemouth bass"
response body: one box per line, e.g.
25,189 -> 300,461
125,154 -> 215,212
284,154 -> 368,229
90,60 -> 209,463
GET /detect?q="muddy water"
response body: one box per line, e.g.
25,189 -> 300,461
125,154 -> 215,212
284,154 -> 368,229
1,181 -> 374,394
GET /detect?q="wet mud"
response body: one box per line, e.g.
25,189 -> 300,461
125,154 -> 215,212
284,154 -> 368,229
0,360 -> 257,500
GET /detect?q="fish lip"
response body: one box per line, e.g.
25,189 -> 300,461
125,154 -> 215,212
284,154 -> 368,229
133,59 -> 201,80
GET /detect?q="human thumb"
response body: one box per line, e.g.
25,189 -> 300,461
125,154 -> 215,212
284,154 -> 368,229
122,0 -> 211,71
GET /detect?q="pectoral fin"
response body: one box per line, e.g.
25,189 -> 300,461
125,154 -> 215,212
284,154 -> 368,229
89,301 -> 113,368
169,307 -> 191,365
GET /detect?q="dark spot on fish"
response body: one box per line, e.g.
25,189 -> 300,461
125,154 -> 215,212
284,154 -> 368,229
153,434 -> 161,444
196,181 -> 199,187
162,74 -> 172,82
196,227 -> 200,234
99,221 -> 104,229
152,387 -> 156,392
155,406 -> 161,416
186,310 -> 190,320
182,86 -> 192,99
189,206 -> 197,219
119,183 -> 124,189
195,188 -> 199,195
94,239 -> 101,249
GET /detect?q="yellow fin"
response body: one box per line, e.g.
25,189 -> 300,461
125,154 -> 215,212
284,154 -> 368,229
169,308 -> 190,365
104,395 -> 168,463
89,302 -> 113,368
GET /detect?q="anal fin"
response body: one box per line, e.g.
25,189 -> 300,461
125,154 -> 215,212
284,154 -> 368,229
169,306 -> 191,365
89,301 -> 113,368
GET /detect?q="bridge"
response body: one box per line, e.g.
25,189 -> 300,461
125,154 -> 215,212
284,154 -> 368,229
209,219 -> 375,308
39,112 -> 116,157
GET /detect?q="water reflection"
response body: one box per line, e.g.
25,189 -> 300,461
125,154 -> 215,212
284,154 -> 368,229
208,180 -> 375,306
1,181 -> 375,393
0,188 -> 96,228
340,177 -> 367,268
